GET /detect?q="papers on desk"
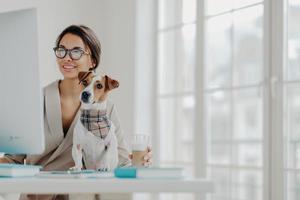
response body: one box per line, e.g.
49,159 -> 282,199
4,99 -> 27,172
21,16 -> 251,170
36,170 -> 114,179
114,167 -> 185,179
0,163 -> 41,177
32,166 -> 185,179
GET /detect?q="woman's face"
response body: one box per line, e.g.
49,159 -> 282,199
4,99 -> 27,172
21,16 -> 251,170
56,33 -> 94,80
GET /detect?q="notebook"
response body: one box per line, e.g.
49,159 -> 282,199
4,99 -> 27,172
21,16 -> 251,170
36,170 -> 114,179
0,163 -> 41,177
114,167 -> 185,179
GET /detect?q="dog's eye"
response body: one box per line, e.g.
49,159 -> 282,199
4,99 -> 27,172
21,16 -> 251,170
82,80 -> 88,86
96,83 -> 103,89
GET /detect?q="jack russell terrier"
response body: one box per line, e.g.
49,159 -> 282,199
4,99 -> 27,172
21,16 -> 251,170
71,70 -> 119,171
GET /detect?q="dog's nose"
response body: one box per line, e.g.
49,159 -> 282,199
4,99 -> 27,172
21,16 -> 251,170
81,91 -> 91,102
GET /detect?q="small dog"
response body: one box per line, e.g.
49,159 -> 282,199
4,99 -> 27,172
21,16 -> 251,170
71,70 -> 119,171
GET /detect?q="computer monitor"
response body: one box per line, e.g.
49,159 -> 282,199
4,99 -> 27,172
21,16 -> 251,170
0,8 -> 45,154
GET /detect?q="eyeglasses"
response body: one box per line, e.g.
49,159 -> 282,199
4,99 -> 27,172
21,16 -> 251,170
53,47 -> 90,60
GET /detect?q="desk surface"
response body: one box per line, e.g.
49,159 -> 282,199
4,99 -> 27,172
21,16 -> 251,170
0,177 -> 213,194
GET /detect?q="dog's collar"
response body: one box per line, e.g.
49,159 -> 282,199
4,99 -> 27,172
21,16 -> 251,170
80,109 -> 106,116
80,109 -> 110,139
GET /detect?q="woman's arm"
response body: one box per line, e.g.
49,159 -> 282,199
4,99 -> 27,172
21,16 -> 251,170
109,103 -> 132,167
0,157 -> 10,163
0,154 -> 25,164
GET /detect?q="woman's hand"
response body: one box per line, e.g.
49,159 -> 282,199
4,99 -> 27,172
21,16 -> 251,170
143,146 -> 152,167
129,146 -> 153,167
0,157 -> 10,163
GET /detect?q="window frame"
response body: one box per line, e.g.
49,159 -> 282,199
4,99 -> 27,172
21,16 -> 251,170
268,0 -> 285,199
150,0 -> 288,199
195,0 -> 285,200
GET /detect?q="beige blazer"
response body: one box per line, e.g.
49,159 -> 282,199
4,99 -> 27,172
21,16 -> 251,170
4,80 -> 131,200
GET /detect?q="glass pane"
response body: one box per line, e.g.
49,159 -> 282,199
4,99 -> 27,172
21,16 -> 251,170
158,98 -> 176,162
231,169 -> 263,200
290,0 -> 300,5
235,143 -> 263,167
205,91 -> 232,141
206,0 -> 263,15
182,0 -> 197,23
175,96 -> 195,163
286,1 -> 300,81
232,88 -> 263,171
286,2 -> 300,200
177,25 -> 196,93
158,31 -> 176,95
286,170 -> 300,200
233,0 -> 263,9
233,88 -> 263,140
206,0 -> 232,16
158,26 -> 196,95
158,0 -> 180,29
207,167 -> 231,200
158,96 -> 195,165
176,95 -> 195,142
206,91 -> 232,164
159,0 -> 196,29
180,143 -> 194,163
205,14 -> 232,89
183,163 -> 195,177
286,140 -> 300,169
207,168 -> 263,200
233,5 -> 264,86
284,84 -> 300,169
208,143 -> 231,165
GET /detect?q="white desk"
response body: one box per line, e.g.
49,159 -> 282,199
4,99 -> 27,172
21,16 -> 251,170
0,177 -> 213,194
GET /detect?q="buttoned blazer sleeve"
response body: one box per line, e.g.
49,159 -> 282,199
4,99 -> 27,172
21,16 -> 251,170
2,154 -> 26,164
107,101 -> 132,167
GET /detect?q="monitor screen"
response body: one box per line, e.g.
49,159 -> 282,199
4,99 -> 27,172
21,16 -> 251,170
0,8 -> 45,154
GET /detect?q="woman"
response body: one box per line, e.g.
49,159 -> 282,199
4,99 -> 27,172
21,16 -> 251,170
0,25 -> 151,200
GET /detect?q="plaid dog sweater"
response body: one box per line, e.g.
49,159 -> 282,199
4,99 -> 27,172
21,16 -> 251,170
80,109 -> 111,139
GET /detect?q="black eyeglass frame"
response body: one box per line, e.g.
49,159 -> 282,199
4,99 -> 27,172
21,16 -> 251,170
53,46 -> 90,60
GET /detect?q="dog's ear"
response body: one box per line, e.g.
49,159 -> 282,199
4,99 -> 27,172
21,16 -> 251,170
105,75 -> 119,91
78,71 -> 92,84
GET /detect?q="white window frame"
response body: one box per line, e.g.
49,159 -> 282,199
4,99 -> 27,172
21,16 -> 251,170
194,0 -> 206,180
268,0 -> 285,199
268,1 -> 300,199
135,0 -> 288,199
194,0 -> 286,200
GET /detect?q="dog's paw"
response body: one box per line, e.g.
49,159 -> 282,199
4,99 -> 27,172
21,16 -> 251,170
97,168 -> 109,172
69,166 -> 82,171
96,163 -> 111,172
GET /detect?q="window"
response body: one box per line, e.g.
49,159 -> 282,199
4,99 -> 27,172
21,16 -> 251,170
285,0 -> 300,200
135,0 -> 300,199
157,0 -> 197,199
204,1 -> 265,200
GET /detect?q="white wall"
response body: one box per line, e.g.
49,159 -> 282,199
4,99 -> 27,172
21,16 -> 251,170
0,0 -> 136,138
93,0 -> 136,137
134,0 -> 157,160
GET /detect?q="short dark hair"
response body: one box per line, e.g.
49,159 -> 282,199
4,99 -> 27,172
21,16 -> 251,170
55,25 -> 101,70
